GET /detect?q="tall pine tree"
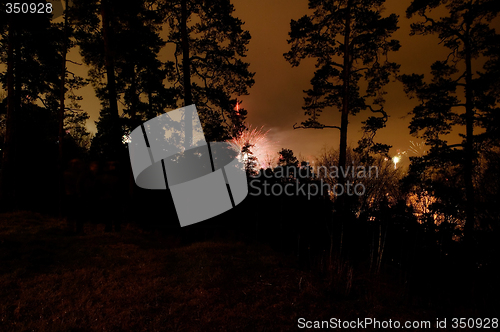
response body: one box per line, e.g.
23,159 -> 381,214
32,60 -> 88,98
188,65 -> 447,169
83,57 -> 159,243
0,1 -> 86,210
71,0 -> 170,160
284,0 -> 400,178
160,0 -> 255,142
401,0 -> 500,241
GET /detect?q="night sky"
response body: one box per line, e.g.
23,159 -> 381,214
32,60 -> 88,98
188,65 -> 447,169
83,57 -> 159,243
70,0 -> 499,162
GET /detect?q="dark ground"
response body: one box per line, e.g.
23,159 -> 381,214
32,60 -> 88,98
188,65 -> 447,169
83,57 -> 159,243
0,211 -> 495,331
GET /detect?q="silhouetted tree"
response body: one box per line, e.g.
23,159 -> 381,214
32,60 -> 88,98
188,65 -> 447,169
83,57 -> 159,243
284,0 -> 400,184
160,0 -> 255,142
401,0 -> 500,242
71,0 -> 169,160
277,148 -> 299,168
241,142 -> 258,177
0,1 -> 86,211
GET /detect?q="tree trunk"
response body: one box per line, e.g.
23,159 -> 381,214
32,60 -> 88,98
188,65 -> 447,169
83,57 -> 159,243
181,0 -> 193,148
58,0 -> 70,217
1,19 -> 16,210
336,0 -> 351,256
129,67 -> 140,198
338,0 -> 351,186
463,18 -> 475,244
376,223 -> 387,274
101,0 -> 121,159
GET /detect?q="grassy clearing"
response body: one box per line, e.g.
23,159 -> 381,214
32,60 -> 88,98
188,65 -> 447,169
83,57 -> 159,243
0,212 -> 455,331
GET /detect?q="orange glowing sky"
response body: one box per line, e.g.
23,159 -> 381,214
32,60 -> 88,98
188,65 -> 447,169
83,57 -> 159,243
66,0 -> 499,165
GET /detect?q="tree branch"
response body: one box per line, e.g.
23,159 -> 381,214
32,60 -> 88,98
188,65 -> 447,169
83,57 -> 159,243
66,59 -> 83,66
293,122 -> 341,130
352,67 -> 369,73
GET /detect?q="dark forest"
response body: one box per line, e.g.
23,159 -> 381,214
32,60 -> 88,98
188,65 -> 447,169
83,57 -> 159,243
0,0 -> 499,330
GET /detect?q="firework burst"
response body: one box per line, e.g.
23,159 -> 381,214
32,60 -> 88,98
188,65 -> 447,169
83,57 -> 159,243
409,140 -> 427,157
229,125 -> 277,169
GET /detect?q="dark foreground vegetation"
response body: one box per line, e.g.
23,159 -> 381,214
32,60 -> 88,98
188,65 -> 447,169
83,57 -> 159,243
0,211 -> 497,331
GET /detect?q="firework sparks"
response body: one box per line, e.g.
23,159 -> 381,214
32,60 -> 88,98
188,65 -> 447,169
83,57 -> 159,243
229,125 -> 277,169
409,140 -> 427,157
122,132 -> 131,144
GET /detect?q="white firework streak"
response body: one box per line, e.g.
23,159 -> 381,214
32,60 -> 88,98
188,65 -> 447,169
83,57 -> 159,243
409,140 -> 427,157
229,125 -> 277,169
